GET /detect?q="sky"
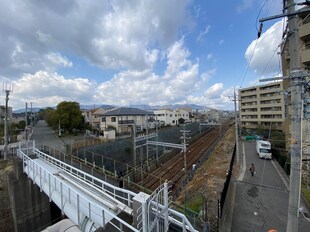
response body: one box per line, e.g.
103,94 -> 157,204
0,0 -> 289,111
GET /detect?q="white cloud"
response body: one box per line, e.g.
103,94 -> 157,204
245,20 -> 284,76
0,0 -> 238,111
45,52 -> 73,68
0,0 -> 192,77
10,71 -> 95,108
184,85 -> 235,110
204,83 -> 223,99
197,25 -> 211,42
164,39 -> 193,78
94,39 -> 199,106
237,0 -> 254,13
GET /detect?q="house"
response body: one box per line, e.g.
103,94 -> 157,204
100,107 -> 153,135
153,109 -> 190,126
82,107 -> 113,131
12,112 -> 25,123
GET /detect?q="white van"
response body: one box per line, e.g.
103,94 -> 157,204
256,140 -> 272,159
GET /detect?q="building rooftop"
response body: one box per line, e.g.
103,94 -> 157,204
103,107 -> 153,116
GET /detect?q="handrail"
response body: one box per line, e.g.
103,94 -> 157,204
17,148 -> 140,232
26,147 -> 137,209
18,141 -> 198,232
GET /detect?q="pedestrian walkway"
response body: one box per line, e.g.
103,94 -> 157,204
231,140 -> 310,232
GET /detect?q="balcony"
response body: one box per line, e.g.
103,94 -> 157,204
118,120 -> 135,125
299,22 -> 310,39
239,91 -> 257,97
241,98 -> 257,104
301,49 -> 310,65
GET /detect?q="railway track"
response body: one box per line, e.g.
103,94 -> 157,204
140,120 -> 232,192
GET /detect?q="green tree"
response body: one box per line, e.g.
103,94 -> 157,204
56,101 -> 83,133
43,107 -> 57,128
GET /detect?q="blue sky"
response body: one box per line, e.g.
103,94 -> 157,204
0,0 -> 287,110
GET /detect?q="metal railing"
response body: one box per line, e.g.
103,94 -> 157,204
17,141 -> 198,232
17,141 -> 139,232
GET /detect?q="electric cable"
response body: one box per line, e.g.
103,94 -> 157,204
240,0 -> 274,88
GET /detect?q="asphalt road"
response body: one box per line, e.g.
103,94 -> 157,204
30,120 -> 66,152
231,140 -> 310,232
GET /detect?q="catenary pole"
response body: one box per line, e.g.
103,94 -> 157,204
286,0 -> 303,231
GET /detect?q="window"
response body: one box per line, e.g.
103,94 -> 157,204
102,117 -> 106,122
111,117 -> 116,122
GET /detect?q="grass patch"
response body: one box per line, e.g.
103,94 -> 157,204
301,182 -> 310,205
186,195 -> 204,212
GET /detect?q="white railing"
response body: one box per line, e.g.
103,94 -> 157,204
17,141 -> 198,232
17,142 -> 139,232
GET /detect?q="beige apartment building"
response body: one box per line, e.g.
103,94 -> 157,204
280,6 -> 310,135
239,82 -> 286,132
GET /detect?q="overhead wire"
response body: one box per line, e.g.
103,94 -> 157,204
239,0 -> 271,88
248,1 -> 290,231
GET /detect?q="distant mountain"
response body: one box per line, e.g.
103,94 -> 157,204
80,104 -> 115,110
13,103 -> 215,113
13,107 -> 46,113
130,104 -> 211,111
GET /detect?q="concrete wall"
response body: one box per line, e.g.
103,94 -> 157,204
3,159 -> 61,232
0,160 -> 14,231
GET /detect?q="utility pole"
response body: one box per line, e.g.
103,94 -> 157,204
305,97 -> 310,190
25,102 -> 28,126
286,1 -> 303,230
258,1 -> 310,230
3,83 -> 13,160
30,102 -> 33,126
234,90 -> 239,162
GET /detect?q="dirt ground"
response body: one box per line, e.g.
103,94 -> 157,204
175,125 -> 236,230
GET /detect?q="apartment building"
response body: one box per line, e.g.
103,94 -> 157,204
239,82 -> 286,132
280,6 -> 310,137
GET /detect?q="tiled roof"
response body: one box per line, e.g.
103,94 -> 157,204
102,107 -> 152,116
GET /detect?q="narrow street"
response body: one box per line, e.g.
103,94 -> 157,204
231,141 -> 310,232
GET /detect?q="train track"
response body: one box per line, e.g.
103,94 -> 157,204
140,120 -> 232,192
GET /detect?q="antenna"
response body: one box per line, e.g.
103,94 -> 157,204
3,82 -> 13,160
